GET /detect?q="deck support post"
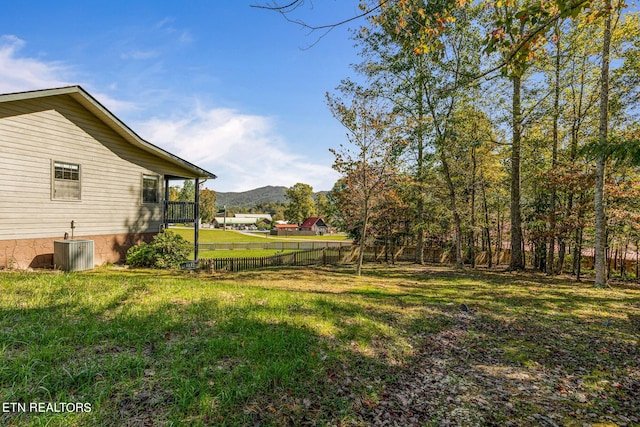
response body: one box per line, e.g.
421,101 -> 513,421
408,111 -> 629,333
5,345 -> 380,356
194,178 -> 200,262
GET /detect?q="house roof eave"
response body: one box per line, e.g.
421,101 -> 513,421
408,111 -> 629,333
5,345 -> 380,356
0,85 -> 217,180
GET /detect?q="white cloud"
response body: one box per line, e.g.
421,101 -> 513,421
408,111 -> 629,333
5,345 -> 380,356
0,34 -> 337,193
0,35 -> 138,113
0,35 -> 72,92
135,105 -> 339,192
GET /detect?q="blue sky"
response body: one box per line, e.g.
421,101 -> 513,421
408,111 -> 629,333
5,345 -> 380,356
0,1 -> 365,192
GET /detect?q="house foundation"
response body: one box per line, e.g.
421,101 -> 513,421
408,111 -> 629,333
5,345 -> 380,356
0,232 -> 157,269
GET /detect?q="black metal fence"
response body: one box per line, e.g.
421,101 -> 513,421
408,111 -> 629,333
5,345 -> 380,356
201,247 -> 354,272
197,245 -> 471,273
198,241 -> 351,251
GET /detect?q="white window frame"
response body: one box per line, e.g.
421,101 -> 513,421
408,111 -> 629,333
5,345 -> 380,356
51,160 -> 81,201
142,174 -> 160,204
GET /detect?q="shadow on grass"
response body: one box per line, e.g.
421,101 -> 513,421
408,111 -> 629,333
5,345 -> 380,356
1,265 -> 639,426
0,271 -> 423,426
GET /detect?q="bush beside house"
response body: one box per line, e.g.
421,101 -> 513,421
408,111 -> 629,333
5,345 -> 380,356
126,230 -> 191,268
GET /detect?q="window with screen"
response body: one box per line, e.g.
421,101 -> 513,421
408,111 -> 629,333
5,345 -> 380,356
142,175 -> 159,204
52,161 -> 81,200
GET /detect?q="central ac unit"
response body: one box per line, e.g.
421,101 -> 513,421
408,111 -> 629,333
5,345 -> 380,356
54,239 -> 95,271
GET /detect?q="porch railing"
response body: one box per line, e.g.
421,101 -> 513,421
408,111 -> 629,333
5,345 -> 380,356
164,201 -> 196,224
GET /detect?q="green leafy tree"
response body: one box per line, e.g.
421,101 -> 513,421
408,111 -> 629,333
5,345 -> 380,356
325,184 -> 349,232
354,2 -> 487,267
178,179 -> 195,202
253,202 -> 286,222
327,90 -> 398,275
199,189 -> 217,223
168,186 -> 180,201
314,193 -> 331,224
284,183 -> 316,224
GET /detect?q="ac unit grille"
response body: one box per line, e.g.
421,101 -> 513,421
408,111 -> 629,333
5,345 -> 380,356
54,240 -> 94,271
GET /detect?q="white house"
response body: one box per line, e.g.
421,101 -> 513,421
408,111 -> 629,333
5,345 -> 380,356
0,86 -> 216,268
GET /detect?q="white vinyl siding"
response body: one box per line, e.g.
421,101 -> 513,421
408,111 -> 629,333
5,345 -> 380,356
0,94 -> 200,240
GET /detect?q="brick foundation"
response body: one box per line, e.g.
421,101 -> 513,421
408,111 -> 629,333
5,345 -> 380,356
0,233 -> 157,269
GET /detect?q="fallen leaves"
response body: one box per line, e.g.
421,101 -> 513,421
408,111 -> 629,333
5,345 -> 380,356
349,303 -> 640,427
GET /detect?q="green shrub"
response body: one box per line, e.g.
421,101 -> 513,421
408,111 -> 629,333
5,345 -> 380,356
125,241 -> 155,267
126,230 -> 192,268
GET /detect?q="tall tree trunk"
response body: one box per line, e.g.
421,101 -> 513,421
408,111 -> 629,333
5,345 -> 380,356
384,235 -> 389,263
622,239 -> 628,278
594,0 -> 612,288
606,231 -> 612,280
416,197 -> 425,264
509,74 -> 525,270
496,207 -> 502,265
468,147 -> 477,268
356,205 -> 369,277
566,45 -> 593,277
573,227 -> 580,275
481,176 -> 493,268
547,23 -> 562,275
415,76 -> 426,265
391,235 -> 396,265
557,240 -> 566,274
440,151 -> 464,269
575,225 -> 584,281
635,240 -> 639,280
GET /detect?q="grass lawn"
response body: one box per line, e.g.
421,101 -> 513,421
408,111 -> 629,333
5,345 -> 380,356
1,265 -> 639,426
171,227 -> 352,244
170,227 -> 279,243
253,233 -> 352,241
170,228 -> 296,259
171,227 -> 349,260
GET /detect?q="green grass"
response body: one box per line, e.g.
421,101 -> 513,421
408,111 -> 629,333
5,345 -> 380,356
1,265 -> 638,426
168,228 -> 294,259
170,227 -> 280,243
172,227 -> 350,260
249,233 -> 352,241
171,227 -> 352,244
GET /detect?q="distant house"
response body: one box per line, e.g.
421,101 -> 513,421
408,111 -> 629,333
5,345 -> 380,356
211,213 -> 272,229
235,213 -> 273,222
212,217 -> 258,229
300,217 -> 329,235
0,86 -> 216,268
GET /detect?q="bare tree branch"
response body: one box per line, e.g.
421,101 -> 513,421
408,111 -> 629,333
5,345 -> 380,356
251,0 -> 391,31
253,0 -> 591,86
251,0 -> 304,12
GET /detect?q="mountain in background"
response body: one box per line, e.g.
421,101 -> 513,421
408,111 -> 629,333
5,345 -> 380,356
215,185 -> 328,208
215,186 -> 287,207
